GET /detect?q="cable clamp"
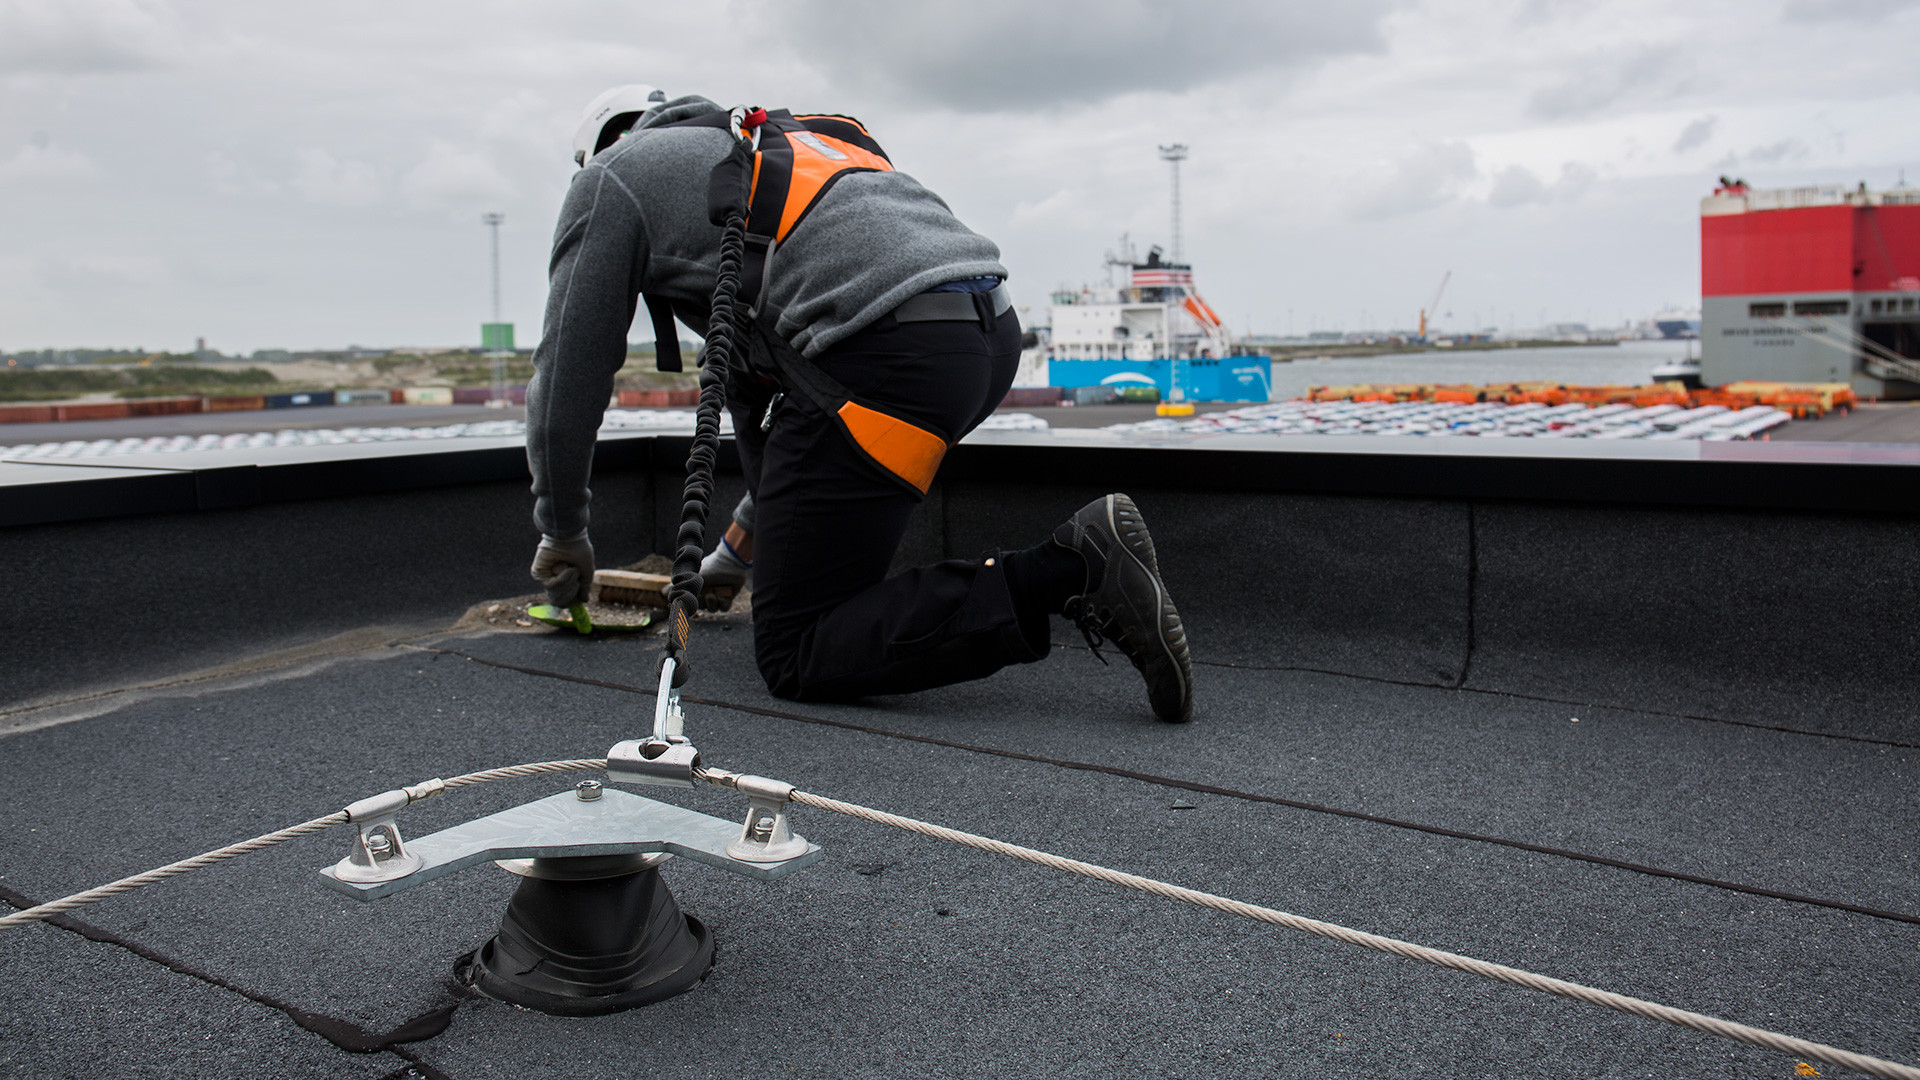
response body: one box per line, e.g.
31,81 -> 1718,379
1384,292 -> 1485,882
606,656 -> 701,788
331,789 -> 423,883
701,769 -> 809,862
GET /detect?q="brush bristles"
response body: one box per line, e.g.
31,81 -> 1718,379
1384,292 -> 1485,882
593,570 -> 671,609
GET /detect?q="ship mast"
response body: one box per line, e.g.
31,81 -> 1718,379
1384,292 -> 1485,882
1158,144 -> 1188,263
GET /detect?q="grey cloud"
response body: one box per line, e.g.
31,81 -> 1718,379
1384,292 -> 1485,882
1514,0 -> 1585,25
1673,116 -> 1717,153
35,253 -> 161,292
1556,161 -> 1596,199
0,0 -> 181,75
1487,165 -> 1547,208
1352,141 -> 1476,220
291,150 -> 384,207
1528,46 -> 1687,120
1715,138 -> 1810,169
1487,162 -> 1595,209
401,143 -> 515,206
1747,138 -> 1809,164
0,140 -> 98,182
1782,0 -> 1918,21
744,0 -> 1406,111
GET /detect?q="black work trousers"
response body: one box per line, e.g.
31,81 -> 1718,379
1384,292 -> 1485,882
728,310 -> 1041,701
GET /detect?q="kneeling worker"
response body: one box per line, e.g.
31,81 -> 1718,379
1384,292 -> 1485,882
525,85 -> 1194,723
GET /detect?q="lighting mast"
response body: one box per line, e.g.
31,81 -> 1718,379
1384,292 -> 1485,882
1158,144 -> 1188,262
481,212 -> 508,406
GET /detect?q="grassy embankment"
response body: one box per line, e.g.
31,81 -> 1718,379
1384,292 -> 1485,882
392,350 -> 698,391
0,363 -> 282,402
1,349 -> 698,403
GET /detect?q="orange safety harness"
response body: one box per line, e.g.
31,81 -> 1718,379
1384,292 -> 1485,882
643,108 -> 954,498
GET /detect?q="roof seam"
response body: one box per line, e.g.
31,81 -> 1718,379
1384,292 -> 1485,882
1172,652 -> 1919,750
413,644 -> 1920,927
0,883 -> 458,1071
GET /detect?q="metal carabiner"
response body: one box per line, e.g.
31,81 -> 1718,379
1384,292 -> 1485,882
729,105 -> 765,150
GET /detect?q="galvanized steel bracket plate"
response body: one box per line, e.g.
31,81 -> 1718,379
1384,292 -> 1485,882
317,788 -> 823,901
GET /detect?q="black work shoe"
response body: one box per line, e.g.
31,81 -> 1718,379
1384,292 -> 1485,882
1055,493 -> 1194,723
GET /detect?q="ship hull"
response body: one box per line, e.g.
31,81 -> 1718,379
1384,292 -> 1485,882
1047,356 -> 1272,402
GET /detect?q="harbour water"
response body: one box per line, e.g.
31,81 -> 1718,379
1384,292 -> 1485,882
1264,339 -> 1694,399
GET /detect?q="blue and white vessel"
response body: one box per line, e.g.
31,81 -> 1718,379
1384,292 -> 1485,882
1016,238 -> 1272,404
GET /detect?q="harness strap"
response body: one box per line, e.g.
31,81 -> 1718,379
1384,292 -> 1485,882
749,309 -> 951,497
894,283 -> 1013,325
643,294 -> 683,372
660,108 -> 893,312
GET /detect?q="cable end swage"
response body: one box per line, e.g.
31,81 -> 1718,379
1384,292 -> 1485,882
333,789 -> 423,884
404,778 -> 446,804
698,768 -> 796,803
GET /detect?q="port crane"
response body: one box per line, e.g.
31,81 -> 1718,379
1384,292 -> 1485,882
1418,270 -> 1452,341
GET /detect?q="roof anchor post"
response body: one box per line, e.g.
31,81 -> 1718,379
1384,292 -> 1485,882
702,769 -> 811,863
330,789 -> 424,883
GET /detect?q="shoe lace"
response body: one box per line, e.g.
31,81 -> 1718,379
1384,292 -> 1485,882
1065,598 -> 1119,667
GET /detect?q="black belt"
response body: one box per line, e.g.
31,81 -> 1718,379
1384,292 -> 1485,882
893,282 -> 1013,324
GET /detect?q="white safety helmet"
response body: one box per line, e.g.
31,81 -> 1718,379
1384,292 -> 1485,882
572,84 -> 668,166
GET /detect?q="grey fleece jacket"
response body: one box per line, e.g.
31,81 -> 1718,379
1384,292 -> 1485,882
526,95 -> 1007,540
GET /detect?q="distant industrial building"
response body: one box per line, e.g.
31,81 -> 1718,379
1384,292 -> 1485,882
1701,180 -> 1920,397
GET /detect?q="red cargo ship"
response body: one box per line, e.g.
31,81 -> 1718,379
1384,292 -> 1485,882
1700,179 -> 1920,397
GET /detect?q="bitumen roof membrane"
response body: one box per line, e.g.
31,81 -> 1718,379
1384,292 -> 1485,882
2,603 -> 1914,1079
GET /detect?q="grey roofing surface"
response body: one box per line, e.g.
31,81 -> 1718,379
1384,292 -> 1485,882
2,606 -> 1913,1079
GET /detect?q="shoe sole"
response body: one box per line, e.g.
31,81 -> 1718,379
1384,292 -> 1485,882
1104,494 -> 1193,723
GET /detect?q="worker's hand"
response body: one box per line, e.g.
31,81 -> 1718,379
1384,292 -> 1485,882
531,534 -> 595,607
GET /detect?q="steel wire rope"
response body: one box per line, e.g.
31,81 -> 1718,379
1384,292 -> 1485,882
6,753 -> 1916,1077
783,786 -> 1920,1080
0,758 -> 607,930
412,643 -> 1920,926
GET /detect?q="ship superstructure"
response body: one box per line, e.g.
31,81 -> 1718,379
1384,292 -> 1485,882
1014,145 -> 1273,404
1021,239 -> 1272,403
1701,179 -> 1920,397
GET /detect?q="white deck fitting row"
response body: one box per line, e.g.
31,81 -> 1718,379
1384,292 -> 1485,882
1106,400 -> 1792,441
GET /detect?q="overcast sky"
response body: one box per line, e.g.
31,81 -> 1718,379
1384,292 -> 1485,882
2,0 -> 1916,352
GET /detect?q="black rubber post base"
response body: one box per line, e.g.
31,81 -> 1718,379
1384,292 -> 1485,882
457,863 -> 715,1016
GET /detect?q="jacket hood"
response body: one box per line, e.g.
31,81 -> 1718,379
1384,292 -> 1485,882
637,95 -> 726,130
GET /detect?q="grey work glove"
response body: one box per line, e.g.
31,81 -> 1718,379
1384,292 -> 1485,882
531,534 -> 595,607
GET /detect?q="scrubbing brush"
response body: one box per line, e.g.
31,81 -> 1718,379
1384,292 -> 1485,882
593,569 -> 671,608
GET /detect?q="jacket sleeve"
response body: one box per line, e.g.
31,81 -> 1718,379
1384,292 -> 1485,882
525,167 -> 649,539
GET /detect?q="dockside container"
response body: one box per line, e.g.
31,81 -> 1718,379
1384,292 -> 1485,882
615,389 -> 697,407
1000,387 -> 1063,408
205,395 -> 268,412
0,405 -> 57,424
125,397 -> 203,417
265,391 -> 335,409
334,390 -> 393,406
53,402 -> 131,421
400,387 -> 454,405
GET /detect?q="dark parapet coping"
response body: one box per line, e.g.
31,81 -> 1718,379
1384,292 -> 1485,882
0,434 -> 649,529
6,428 -> 1915,531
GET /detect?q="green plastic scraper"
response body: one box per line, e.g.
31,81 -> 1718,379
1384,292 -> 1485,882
524,603 -> 652,634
